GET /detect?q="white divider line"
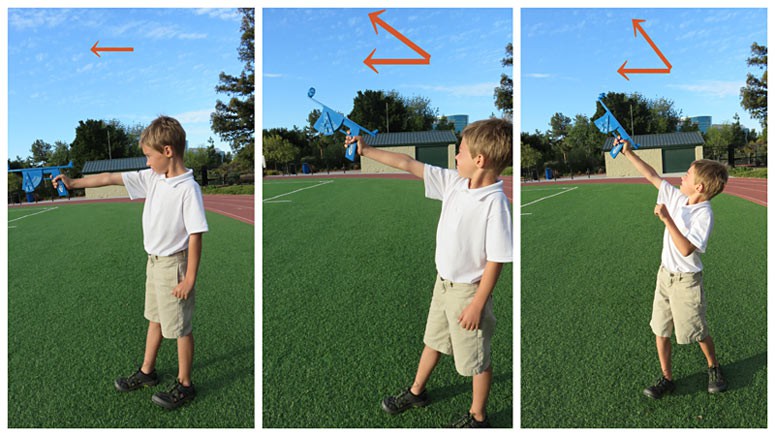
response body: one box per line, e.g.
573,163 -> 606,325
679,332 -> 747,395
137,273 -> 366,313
263,180 -> 333,202
264,200 -> 292,204
521,187 -> 572,192
521,186 -> 578,208
8,207 -> 58,223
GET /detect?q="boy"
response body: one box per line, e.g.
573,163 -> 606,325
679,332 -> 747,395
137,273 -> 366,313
53,115 -> 208,410
345,118 -> 513,428
617,137 -> 728,399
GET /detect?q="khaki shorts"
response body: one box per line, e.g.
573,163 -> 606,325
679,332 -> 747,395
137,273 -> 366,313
650,266 -> 708,344
145,250 -> 195,339
423,275 -> 495,376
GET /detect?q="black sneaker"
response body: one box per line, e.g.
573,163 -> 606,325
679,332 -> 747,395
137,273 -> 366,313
643,376 -> 675,399
447,413 -> 491,428
151,380 -> 196,410
114,368 -> 159,392
381,387 -> 430,415
708,366 -> 728,393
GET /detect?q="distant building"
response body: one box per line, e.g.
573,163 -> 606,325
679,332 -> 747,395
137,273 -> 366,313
81,156 -> 147,199
445,114 -> 469,133
681,116 -> 712,133
362,130 -> 458,173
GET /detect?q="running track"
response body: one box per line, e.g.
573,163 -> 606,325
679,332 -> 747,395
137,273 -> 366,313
9,195 -> 255,225
521,177 -> 766,207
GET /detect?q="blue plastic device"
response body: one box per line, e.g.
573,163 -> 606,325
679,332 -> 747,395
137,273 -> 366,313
593,93 -> 640,159
307,87 -> 378,161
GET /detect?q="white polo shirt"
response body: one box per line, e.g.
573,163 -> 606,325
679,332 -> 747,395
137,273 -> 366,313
424,165 -> 513,284
122,168 -> 209,256
657,180 -> 713,273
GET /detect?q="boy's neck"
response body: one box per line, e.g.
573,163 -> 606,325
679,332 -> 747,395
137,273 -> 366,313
686,193 -> 708,205
467,169 -> 499,190
165,158 -> 188,178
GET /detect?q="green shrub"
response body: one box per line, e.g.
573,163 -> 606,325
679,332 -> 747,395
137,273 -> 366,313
202,185 -> 255,195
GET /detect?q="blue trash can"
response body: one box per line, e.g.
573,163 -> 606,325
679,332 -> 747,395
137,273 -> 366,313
545,168 -> 553,180
302,163 -> 311,174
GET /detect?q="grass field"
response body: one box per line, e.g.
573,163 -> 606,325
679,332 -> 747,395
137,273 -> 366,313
8,202 -> 254,428
521,184 -> 766,428
263,178 -> 514,428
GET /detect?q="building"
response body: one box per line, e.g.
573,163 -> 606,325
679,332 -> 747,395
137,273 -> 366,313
361,130 -> 458,173
603,131 -> 704,177
81,156 -> 146,199
683,116 -> 712,133
446,114 -> 469,133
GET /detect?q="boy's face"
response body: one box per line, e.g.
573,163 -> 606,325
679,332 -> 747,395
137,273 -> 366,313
141,143 -> 172,175
680,165 -> 702,196
455,139 -> 479,179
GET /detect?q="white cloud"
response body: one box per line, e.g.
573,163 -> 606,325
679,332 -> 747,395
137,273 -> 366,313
9,9 -> 70,30
264,73 -> 283,78
668,81 -> 744,98
524,73 -> 552,79
194,8 -> 241,22
173,109 -> 214,124
411,82 -> 498,97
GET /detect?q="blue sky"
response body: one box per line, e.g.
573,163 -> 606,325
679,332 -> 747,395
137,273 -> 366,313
7,8 -> 246,160
262,8 -> 513,131
521,8 -> 767,134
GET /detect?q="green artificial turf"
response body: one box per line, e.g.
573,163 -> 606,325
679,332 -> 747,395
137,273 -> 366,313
263,178 -> 514,428
520,184 -> 766,428
8,202 -> 254,428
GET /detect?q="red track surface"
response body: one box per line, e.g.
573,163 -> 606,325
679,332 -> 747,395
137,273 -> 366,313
520,176 -> 766,207
266,173 -> 514,203
10,195 -> 256,224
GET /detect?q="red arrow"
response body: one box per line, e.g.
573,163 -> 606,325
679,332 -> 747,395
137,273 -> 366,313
91,40 -> 134,58
364,9 -> 430,74
618,19 -> 671,81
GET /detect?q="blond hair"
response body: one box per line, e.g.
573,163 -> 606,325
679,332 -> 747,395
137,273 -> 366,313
692,159 -> 728,199
461,118 -> 513,174
140,115 -> 187,156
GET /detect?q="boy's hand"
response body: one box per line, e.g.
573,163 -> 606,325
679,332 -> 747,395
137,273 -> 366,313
51,174 -> 72,190
654,203 -> 670,223
615,136 -> 632,154
344,134 -> 370,156
172,278 -> 195,300
458,301 -> 484,331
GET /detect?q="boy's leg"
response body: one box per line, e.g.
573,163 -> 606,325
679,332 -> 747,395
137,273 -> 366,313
177,333 -> 194,386
141,321 -> 163,374
656,335 -> 672,380
698,335 -> 718,367
470,365 -> 492,422
411,345 -> 441,395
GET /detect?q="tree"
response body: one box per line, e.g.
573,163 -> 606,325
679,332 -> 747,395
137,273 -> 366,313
493,42 -> 513,119
348,89 -> 405,133
403,95 -> 437,131
263,134 -> 298,171
678,118 -> 700,132
435,115 -> 456,132
704,124 -> 733,161
549,112 -> 572,165
49,141 -> 71,166
30,139 -> 52,167
69,119 -> 133,175
740,42 -> 767,129
212,8 -> 255,160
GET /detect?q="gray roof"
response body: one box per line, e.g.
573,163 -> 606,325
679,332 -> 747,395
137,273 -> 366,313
82,156 -> 147,174
363,130 -> 457,147
603,131 -> 704,151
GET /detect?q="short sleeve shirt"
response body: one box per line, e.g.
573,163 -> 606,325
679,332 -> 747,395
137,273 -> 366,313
424,164 -> 513,283
657,180 -> 713,273
122,169 -> 209,256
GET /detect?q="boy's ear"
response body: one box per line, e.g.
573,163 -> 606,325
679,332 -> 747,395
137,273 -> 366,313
162,145 -> 174,158
474,153 -> 486,169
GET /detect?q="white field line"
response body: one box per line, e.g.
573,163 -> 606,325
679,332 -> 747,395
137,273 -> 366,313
521,187 -> 578,208
521,187 -> 574,192
264,181 -> 331,185
263,180 -> 333,202
264,200 -> 292,204
8,207 -> 58,223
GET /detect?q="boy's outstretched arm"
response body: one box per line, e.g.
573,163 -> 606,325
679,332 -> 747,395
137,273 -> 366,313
619,138 -> 663,189
345,135 -> 424,179
458,261 -> 503,331
52,172 -> 124,190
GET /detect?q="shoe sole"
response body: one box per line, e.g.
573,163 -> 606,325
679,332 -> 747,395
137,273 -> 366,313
151,394 -> 194,410
381,398 -> 430,415
643,388 -> 673,399
708,385 -> 728,394
114,379 -> 159,392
